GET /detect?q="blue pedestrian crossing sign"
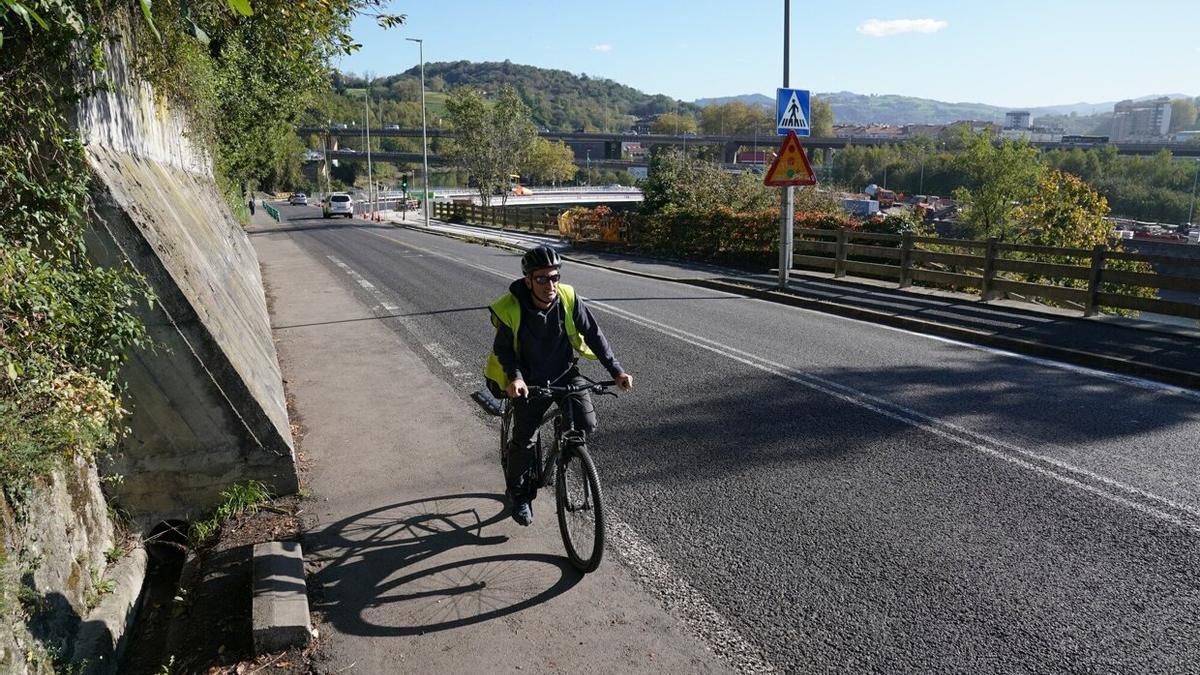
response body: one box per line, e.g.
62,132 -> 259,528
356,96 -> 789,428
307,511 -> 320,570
776,88 -> 811,136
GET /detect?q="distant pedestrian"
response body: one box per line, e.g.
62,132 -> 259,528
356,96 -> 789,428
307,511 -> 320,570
248,198 -> 256,215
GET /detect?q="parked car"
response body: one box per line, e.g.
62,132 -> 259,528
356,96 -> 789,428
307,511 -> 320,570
323,192 -> 353,219
288,193 -> 308,206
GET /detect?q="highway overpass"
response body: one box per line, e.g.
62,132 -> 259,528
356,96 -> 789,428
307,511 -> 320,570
298,126 -> 1200,160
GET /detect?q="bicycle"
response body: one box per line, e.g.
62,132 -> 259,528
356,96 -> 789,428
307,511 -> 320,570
474,378 -> 616,573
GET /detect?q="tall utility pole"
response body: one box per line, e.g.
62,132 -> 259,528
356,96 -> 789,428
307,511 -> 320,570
407,37 -> 431,227
778,0 -> 794,289
1189,159 -> 1199,226
322,120 -> 332,197
364,77 -> 374,220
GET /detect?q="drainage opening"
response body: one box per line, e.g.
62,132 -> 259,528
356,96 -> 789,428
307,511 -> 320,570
118,520 -> 190,673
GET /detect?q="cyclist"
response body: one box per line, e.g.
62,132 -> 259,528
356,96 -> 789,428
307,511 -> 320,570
484,245 -> 633,526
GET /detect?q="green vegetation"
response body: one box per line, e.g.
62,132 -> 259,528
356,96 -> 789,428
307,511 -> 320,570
1042,148 -> 1200,224
829,132 -> 1200,225
189,480 -> 273,545
84,568 -> 115,611
1,2 -> 153,502
952,134 -> 1045,239
444,85 -> 538,205
525,138 -> 578,185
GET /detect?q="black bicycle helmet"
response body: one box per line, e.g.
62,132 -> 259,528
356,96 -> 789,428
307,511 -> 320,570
521,245 -> 562,275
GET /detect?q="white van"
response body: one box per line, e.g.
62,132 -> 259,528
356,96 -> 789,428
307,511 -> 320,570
323,192 -> 353,219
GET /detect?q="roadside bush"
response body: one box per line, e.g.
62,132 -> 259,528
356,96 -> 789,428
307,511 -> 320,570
622,207 -> 778,267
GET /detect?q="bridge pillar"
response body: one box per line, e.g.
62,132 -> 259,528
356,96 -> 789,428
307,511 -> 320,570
724,141 -> 739,163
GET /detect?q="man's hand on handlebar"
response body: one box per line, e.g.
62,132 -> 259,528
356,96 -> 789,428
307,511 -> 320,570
614,372 -> 633,391
506,378 -> 529,399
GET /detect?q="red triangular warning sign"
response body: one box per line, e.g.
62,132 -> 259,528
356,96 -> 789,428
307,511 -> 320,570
763,131 -> 816,187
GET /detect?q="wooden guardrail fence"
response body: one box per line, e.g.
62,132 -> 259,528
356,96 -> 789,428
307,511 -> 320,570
793,228 -> 1200,320
432,201 -> 563,235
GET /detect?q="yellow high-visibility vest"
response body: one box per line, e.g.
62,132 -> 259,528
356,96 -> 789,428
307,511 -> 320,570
484,283 -> 597,390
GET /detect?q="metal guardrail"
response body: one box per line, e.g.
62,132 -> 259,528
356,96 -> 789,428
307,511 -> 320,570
793,228 -> 1200,320
262,201 -> 280,222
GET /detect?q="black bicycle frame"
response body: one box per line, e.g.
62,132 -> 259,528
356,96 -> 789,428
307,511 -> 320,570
534,393 -> 587,489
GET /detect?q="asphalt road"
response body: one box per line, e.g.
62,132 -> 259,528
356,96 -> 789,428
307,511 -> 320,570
273,204 -> 1200,672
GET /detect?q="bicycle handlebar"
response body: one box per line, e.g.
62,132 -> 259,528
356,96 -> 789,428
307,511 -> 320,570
526,380 -> 617,399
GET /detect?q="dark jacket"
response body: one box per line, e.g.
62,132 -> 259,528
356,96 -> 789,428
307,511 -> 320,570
491,278 -> 622,386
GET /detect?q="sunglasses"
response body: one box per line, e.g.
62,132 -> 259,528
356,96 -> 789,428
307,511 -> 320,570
532,273 -> 561,285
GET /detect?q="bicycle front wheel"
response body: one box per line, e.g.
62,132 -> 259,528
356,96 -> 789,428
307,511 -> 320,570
556,445 -> 605,573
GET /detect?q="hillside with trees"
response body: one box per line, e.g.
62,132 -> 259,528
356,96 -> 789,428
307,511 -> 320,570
309,61 -> 703,133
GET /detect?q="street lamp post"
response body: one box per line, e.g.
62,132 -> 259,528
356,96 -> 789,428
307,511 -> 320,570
1189,158 -> 1199,227
407,37 -> 431,227
364,77 -> 375,220
778,0 -> 793,289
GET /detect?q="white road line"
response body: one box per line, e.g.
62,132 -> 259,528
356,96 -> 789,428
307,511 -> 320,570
587,298 -> 1200,532
424,342 -> 462,369
330,255 -> 481,385
607,514 -> 778,674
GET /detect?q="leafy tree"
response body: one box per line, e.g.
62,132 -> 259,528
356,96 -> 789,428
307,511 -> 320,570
641,148 -> 775,215
445,85 -> 537,205
651,112 -> 698,135
1013,171 -> 1110,247
523,138 -> 577,186
700,101 -> 773,136
952,133 -> 1043,239
810,96 -> 834,137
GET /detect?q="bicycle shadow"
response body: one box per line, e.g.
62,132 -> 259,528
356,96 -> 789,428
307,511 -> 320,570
305,492 -> 583,637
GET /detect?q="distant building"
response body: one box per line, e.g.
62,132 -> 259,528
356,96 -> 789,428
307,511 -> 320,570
1112,98 -> 1173,141
1004,111 -> 1032,129
735,150 -> 771,164
1000,127 -> 1060,143
832,124 -> 906,139
946,120 -> 1001,135
621,142 -> 648,160
903,124 -> 946,138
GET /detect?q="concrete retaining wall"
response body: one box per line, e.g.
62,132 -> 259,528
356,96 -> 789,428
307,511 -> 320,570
78,30 -> 298,523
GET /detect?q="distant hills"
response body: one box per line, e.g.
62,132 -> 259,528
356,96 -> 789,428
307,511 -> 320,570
328,61 -> 1190,134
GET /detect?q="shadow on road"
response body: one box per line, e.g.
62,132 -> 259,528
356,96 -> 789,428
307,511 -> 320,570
247,220 -> 393,236
305,493 -> 582,637
590,348 -> 1200,493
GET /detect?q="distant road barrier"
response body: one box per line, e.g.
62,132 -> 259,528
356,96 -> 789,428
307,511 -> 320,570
262,201 -> 280,222
793,228 -> 1200,320
433,201 -> 563,235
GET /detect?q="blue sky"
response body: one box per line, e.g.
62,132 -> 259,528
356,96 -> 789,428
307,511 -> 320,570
336,1 -> 1197,108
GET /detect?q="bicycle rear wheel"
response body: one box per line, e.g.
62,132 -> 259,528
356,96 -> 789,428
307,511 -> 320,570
556,444 -> 605,572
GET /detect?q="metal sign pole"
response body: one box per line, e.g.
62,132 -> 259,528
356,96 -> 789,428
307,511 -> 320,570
779,0 -> 793,289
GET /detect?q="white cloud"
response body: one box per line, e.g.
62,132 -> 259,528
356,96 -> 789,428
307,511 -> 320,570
857,18 -> 948,37
591,44 -> 613,52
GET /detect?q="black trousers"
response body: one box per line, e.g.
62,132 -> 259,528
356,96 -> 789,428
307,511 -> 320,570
505,369 -> 597,503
